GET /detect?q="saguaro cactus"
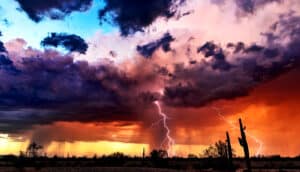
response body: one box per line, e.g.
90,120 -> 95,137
226,131 -> 233,169
238,118 -> 251,171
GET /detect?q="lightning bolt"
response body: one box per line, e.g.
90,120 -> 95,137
212,107 -> 263,157
153,100 -> 175,157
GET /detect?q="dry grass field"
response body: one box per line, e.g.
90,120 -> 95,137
0,167 -> 189,172
0,155 -> 300,172
0,167 -> 300,172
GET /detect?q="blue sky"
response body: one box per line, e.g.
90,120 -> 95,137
0,0 -> 116,49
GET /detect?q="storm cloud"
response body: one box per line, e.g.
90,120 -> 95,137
41,33 -> 88,54
0,41 -> 6,53
98,0 -> 185,35
211,0 -> 282,15
15,0 -> 93,22
234,0 -> 281,14
163,13 -> 300,107
197,41 -> 232,71
137,32 -> 175,58
0,45 -> 161,134
1,13 -> 300,135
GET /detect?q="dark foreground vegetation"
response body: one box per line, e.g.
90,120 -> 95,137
0,155 -> 300,172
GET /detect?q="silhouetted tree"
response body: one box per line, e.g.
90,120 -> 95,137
150,149 -> 168,168
203,140 -> 228,158
15,151 -> 26,170
203,145 -> 218,158
26,142 -> 43,158
187,153 -> 198,159
150,149 -> 168,159
93,154 -> 97,160
215,140 -> 228,158
19,151 -> 26,158
109,152 -> 126,159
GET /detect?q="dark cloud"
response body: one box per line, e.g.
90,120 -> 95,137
228,42 -> 280,59
98,0 -> 185,36
0,38 -> 19,74
137,32 -> 175,58
263,48 -> 280,58
197,41 -> 232,71
0,41 -> 6,53
163,62 -> 254,107
227,42 -> 245,53
163,13 -> 300,107
15,0 -> 93,22
0,55 -> 13,67
0,48 -> 160,134
197,41 -> 220,57
211,0 -> 281,15
244,44 -> 264,53
234,0 -> 281,14
0,38 -> 11,71
41,33 -> 88,54
0,31 -> 6,53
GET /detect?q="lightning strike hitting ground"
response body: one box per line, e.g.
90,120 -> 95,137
212,107 -> 263,156
154,101 -> 175,157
